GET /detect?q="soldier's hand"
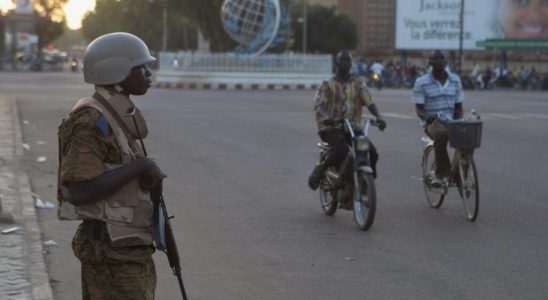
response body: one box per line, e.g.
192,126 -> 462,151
141,158 -> 167,190
377,118 -> 387,131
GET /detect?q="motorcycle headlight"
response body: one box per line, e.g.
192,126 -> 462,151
373,73 -> 379,80
355,137 -> 370,152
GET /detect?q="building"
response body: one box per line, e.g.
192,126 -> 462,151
308,0 -> 338,7
336,0 -> 547,71
290,0 -> 337,8
337,0 -> 396,56
0,0 -> 37,70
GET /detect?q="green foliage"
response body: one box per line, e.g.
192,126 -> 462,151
52,27 -> 84,50
82,0 -> 200,51
292,4 -> 356,54
80,0 -> 355,54
82,0 -> 162,49
172,0 -> 236,52
35,14 -> 64,49
35,0 -> 67,20
34,0 -> 68,49
81,0 -> 236,52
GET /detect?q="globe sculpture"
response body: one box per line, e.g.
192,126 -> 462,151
221,0 -> 281,55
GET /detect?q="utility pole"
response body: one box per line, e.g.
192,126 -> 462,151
286,1 -> 292,52
302,0 -> 308,54
458,0 -> 465,75
149,0 -> 168,51
162,0 -> 168,51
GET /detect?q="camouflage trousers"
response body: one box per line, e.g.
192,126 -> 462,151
73,221 -> 156,300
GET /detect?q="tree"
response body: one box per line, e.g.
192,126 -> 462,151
82,0 -> 160,49
292,3 -> 356,55
82,0 -> 199,52
34,0 -> 68,51
169,0 -> 236,52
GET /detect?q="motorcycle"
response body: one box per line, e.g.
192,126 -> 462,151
370,72 -> 383,91
70,59 -> 79,72
316,118 -> 380,230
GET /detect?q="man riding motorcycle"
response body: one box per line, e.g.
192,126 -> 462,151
308,51 -> 387,190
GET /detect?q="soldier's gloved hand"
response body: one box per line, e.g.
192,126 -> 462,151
377,118 -> 387,131
426,115 -> 438,125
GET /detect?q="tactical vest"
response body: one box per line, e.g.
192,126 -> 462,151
57,89 -> 154,247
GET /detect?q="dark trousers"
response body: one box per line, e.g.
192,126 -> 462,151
319,128 -> 379,177
426,121 -> 451,178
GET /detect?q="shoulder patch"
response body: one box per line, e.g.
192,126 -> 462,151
95,114 -> 110,137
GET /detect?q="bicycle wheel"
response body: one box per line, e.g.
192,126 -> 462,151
422,146 -> 445,208
353,171 -> 376,230
319,186 -> 337,216
458,155 -> 479,221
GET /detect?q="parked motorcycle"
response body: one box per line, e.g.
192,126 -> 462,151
460,75 -> 478,90
316,118 -> 380,230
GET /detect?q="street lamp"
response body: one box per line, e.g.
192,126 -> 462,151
148,0 -> 168,51
458,0 -> 464,75
296,0 -> 308,54
303,0 -> 308,54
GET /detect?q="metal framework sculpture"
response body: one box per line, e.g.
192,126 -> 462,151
221,0 -> 284,55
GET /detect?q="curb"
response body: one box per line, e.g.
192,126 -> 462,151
12,97 -> 55,300
153,82 -> 319,91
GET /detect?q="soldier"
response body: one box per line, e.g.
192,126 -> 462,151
57,32 -> 166,299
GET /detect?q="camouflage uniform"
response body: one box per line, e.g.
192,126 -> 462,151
59,108 -> 156,300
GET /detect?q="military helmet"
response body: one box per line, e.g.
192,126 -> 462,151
83,32 -> 156,85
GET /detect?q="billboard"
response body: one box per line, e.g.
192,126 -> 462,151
395,0 -> 548,50
15,0 -> 33,14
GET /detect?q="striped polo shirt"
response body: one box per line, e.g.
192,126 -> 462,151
412,71 -> 464,127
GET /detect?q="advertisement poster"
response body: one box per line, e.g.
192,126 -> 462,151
395,0 -> 548,50
15,0 -> 33,14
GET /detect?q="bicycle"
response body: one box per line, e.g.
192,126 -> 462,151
421,112 -> 482,222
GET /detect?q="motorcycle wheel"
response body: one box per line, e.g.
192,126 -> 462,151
353,171 -> 376,230
319,187 -> 337,216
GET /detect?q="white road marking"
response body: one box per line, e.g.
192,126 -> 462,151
521,114 -> 548,120
364,112 -> 548,121
381,113 -> 416,120
482,113 -> 520,120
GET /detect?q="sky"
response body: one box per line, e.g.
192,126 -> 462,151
0,0 -> 96,30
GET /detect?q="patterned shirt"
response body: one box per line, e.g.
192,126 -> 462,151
412,71 -> 464,127
314,76 -> 374,131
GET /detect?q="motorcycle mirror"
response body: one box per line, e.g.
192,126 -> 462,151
125,106 -> 136,117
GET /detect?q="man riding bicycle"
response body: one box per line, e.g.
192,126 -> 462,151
413,50 -> 464,187
308,50 -> 387,190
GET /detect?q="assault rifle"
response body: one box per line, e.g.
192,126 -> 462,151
126,107 -> 188,300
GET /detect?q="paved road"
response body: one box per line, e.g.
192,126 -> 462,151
2,72 -> 548,299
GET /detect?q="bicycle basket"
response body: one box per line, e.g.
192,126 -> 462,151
446,121 -> 482,150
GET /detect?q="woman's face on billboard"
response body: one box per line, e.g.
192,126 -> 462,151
498,0 -> 548,39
